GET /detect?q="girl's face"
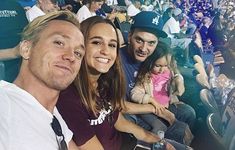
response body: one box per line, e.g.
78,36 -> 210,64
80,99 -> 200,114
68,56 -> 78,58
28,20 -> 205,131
151,56 -> 169,75
85,23 -> 118,75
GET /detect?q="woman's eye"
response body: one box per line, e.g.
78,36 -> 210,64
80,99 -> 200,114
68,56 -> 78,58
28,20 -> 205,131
109,43 -> 117,48
91,41 -> 101,45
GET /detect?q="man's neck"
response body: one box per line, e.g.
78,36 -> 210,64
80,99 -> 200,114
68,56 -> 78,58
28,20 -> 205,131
14,74 -> 59,113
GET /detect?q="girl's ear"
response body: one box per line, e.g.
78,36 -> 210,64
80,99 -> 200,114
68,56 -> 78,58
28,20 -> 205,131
19,40 -> 32,60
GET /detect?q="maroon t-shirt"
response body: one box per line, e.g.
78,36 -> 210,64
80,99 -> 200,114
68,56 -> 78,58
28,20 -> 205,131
57,84 -> 122,150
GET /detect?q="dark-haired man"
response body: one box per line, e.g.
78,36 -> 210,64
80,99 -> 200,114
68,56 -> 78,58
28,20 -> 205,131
120,11 -> 196,139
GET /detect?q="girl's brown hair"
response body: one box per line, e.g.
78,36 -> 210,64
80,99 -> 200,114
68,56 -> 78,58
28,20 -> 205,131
135,41 -> 177,85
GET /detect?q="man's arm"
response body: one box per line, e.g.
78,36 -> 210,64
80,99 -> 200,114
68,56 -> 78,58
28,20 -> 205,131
0,45 -> 19,60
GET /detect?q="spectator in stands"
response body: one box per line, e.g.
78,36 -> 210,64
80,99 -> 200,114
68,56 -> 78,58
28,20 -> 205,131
26,0 -> 59,22
224,19 -> 235,50
0,0 -> 28,81
64,0 -> 82,13
76,0 -> 104,23
211,0 -> 218,9
162,8 -> 193,67
150,0 -> 161,14
95,2 -> 118,22
57,16 -> 176,150
57,0 -> 73,11
161,1 -> 174,13
0,11 -> 85,150
0,0 -> 28,59
159,7 -> 174,29
207,12 -> 226,52
199,16 -> 211,46
141,0 -> 154,11
127,0 -> 141,17
119,11 -> 196,132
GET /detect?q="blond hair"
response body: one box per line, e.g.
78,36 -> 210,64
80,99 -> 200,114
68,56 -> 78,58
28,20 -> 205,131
21,11 -> 80,47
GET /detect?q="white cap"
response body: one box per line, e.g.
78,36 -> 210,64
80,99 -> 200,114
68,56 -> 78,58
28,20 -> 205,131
173,8 -> 182,16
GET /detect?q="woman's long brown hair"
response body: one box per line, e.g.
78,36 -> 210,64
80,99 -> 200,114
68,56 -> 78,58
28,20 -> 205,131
74,16 -> 126,115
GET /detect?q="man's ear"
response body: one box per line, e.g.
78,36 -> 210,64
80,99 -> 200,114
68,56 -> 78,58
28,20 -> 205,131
19,40 -> 32,60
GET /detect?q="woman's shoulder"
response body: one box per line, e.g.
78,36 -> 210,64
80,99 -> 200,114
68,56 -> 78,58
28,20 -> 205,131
58,83 -> 83,106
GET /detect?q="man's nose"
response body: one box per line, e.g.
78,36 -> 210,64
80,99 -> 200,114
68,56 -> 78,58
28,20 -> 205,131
63,48 -> 75,62
140,42 -> 148,52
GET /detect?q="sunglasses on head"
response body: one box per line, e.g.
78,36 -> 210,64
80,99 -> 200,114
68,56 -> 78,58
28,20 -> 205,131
51,116 -> 68,150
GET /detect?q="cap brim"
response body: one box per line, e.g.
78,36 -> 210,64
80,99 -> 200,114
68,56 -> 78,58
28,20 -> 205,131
138,27 -> 167,38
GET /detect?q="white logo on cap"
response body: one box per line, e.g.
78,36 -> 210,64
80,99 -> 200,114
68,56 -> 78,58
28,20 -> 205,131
152,17 -> 159,25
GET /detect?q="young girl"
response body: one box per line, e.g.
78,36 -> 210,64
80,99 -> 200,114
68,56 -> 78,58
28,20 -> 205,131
131,41 -> 179,119
130,41 -> 194,145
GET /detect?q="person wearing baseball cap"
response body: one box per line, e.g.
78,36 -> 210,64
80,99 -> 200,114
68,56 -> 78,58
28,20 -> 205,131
119,11 -> 196,146
131,11 -> 167,40
162,7 -> 194,68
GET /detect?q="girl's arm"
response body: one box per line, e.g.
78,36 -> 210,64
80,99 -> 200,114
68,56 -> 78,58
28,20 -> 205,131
130,84 -> 175,125
130,84 -> 152,104
130,84 -> 165,109
122,100 -> 156,114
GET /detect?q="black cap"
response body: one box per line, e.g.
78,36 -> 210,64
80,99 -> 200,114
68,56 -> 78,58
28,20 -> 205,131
131,11 -> 167,38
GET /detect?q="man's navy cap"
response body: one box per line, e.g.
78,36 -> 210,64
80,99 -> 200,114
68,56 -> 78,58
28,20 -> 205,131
131,11 -> 167,38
